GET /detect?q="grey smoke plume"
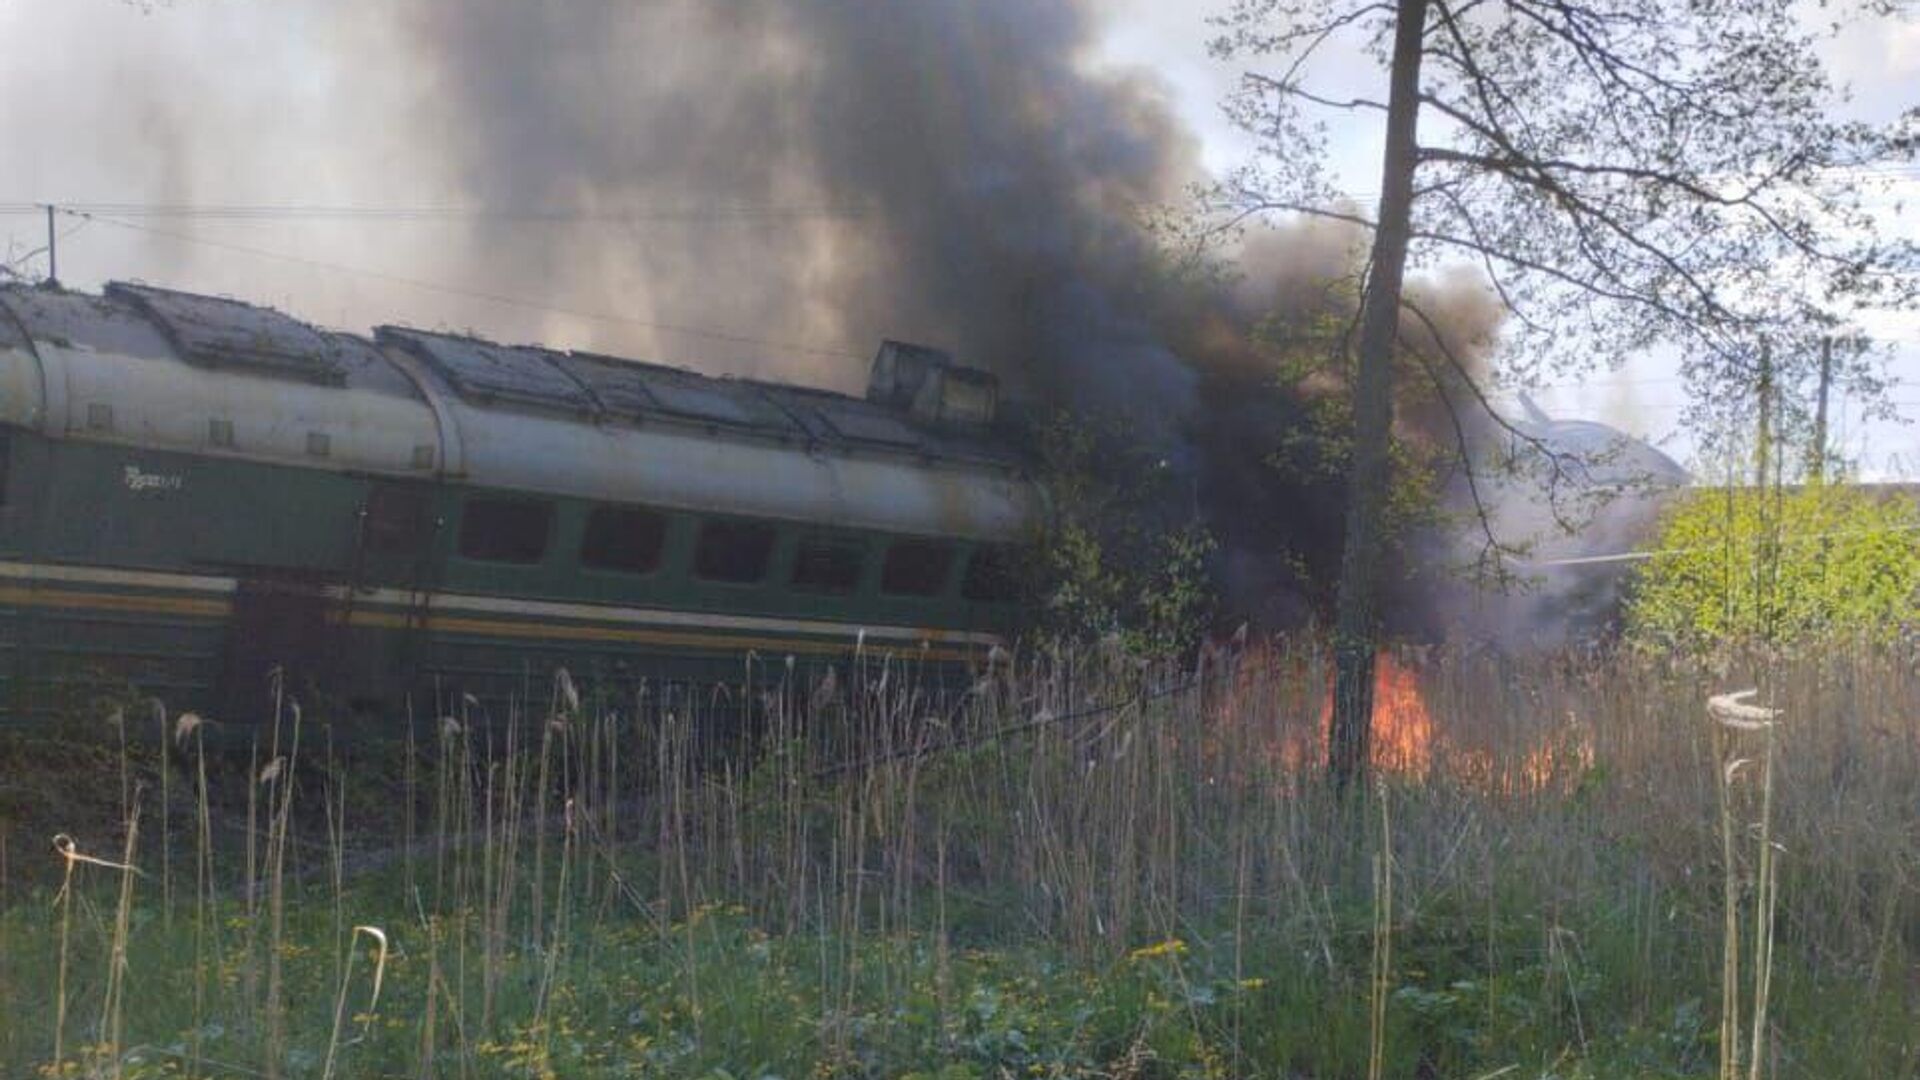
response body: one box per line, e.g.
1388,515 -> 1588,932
335,0 -> 1515,630
394,0 -> 1203,418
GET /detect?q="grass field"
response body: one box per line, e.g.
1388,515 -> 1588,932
0,640 -> 1915,1078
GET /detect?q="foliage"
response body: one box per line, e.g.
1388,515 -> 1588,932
1024,410 -> 1216,654
1625,482 -> 1920,648
1257,299 -> 1459,556
1209,0 -> 1917,438
11,641 -> 1920,1068
0,890 -> 1737,1079
6,643 -> 1920,1076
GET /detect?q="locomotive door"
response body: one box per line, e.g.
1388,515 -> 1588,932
220,575 -> 341,722
345,481 -> 443,710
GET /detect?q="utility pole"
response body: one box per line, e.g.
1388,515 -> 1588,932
44,204 -> 56,286
1754,341 -> 1772,492
1748,340 -> 1776,636
1808,336 -> 1833,484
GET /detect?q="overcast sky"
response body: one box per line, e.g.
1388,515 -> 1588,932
4,0 -> 1917,476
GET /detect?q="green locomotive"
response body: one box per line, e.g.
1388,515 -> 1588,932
0,281 -> 1040,722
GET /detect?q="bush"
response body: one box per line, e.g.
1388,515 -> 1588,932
1024,410 -> 1216,655
1625,482 -> 1920,648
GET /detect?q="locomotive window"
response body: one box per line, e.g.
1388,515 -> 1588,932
961,545 -> 1020,603
0,431 -> 9,506
790,535 -> 865,595
458,497 -> 552,564
364,485 -> 432,556
581,505 -> 668,574
881,539 -> 955,597
692,519 -> 776,583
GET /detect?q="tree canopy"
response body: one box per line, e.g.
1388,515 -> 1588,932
1212,0 -> 1916,419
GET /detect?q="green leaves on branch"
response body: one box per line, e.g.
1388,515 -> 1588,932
1026,411 -> 1217,656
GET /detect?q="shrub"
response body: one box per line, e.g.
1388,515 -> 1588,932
1625,482 -> 1920,647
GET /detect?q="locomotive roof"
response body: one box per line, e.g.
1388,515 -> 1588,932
1511,416 -> 1690,488
0,281 -> 1021,467
0,281 -> 1039,540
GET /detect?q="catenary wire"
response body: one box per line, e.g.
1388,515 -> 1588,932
47,207 -> 867,361
0,200 -> 875,223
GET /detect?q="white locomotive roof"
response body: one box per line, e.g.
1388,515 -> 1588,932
0,285 -> 444,478
0,281 -> 1040,541
1511,417 -> 1690,489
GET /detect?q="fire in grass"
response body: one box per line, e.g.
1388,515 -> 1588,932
1204,644 -> 1592,792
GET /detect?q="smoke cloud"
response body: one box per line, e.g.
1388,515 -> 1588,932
389,1 -> 1210,412
7,0 -> 1522,635
379,0 -> 1463,622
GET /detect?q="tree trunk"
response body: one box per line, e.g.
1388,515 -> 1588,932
1330,0 -> 1430,789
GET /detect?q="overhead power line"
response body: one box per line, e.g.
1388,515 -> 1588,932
42,206 -> 865,361
12,165 -> 1913,224
0,200 -> 874,224
1525,520 -> 1920,568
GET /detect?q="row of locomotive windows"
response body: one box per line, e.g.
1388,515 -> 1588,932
369,488 -> 1020,604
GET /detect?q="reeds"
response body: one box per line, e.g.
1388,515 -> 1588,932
1367,782 -> 1393,1080
1708,688 -> 1786,1080
4,637 -> 1916,1076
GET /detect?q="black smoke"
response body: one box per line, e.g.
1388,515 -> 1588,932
397,2 -> 1197,407
383,0 -> 1517,632
0,0 -> 1510,633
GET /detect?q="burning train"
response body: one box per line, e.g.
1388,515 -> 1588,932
0,278 -> 1693,722
0,281 -> 1040,721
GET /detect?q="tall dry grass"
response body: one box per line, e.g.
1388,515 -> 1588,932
0,637 -> 1915,1076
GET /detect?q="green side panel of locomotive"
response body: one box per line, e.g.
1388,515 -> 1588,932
0,431 -> 384,719
0,426 -> 1016,725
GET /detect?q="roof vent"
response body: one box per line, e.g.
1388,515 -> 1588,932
107,282 -> 349,386
377,327 -> 597,415
866,340 -> 998,427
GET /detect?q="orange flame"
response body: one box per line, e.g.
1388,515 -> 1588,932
1367,652 -> 1434,773
1206,641 -> 1588,794
1316,650 -> 1434,775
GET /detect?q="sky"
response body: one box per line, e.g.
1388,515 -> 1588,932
2,0 -> 1917,478
1094,0 -> 1920,478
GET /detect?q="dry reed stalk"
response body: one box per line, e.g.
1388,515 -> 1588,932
1368,783 -> 1394,1080
479,720 -> 502,1036
45,829 -> 144,1072
97,788 -> 144,1080
1725,690 -> 1783,1080
411,886 -> 440,1080
154,702 -> 171,930
1707,688 -> 1784,1080
241,732 -> 261,1049
323,729 -> 344,998
10,641 -> 1908,1077
181,713 -> 213,1075
261,684 -> 302,1079
404,702 -> 418,902
320,925 -> 389,1080
49,835 -> 78,1066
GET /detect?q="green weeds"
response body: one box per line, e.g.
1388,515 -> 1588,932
0,642 -> 1915,1077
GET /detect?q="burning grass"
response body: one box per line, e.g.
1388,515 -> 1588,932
0,640 -> 1917,1077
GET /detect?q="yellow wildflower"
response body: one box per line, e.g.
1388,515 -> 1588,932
1128,938 -> 1188,961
